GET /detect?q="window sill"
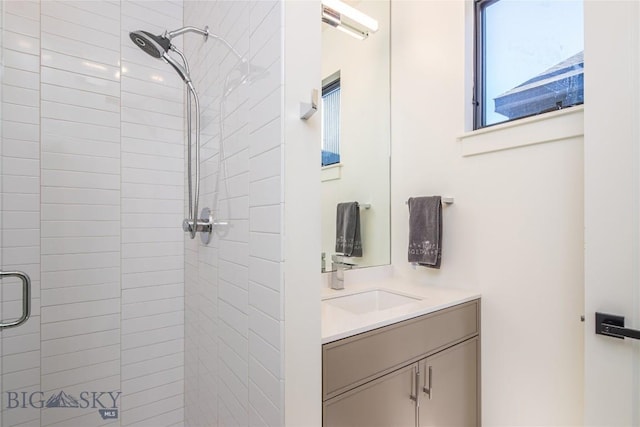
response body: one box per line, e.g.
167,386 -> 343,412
458,105 -> 584,157
321,163 -> 342,182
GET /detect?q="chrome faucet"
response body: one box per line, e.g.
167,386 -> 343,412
330,255 -> 356,290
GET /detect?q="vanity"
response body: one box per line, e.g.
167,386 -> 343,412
321,277 -> 480,427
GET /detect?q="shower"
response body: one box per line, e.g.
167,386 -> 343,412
129,26 -> 214,243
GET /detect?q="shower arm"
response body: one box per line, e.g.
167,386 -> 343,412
165,26 -> 209,41
166,26 -> 246,65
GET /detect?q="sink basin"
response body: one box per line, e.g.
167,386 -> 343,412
323,289 -> 422,315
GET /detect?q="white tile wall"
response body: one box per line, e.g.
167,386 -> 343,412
1,1 -> 185,426
1,3 -> 42,427
183,1 -> 285,426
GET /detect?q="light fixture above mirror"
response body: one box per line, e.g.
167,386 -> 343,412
321,0 -> 379,40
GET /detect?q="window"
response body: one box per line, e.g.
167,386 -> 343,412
322,72 -> 341,166
474,0 -> 584,129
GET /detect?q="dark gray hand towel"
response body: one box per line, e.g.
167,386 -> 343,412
408,196 -> 442,268
335,202 -> 363,257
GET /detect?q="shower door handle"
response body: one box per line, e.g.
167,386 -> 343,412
0,270 -> 31,329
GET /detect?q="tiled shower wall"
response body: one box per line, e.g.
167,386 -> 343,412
1,2 -> 185,426
183,1 -> 285,425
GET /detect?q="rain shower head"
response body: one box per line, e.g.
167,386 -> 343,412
129,30 -> 171,59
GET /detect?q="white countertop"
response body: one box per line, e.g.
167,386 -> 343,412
321,276 -> 480,344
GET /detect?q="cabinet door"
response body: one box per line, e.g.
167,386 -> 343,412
323,363 -> 418,427
419,338 -> 478,427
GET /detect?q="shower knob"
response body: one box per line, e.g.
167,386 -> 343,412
182,208 -> 214,244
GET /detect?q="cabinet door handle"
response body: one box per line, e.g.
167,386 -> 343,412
410,367 -> 420,403
422,365 -> 432,399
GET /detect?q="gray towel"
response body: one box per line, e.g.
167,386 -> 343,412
408,196 -> 442,268
335,202 -> 362,257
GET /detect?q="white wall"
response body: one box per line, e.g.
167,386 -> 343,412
391,1 -> 584,425
320,0 -> 390,269
1,2 -> 185,426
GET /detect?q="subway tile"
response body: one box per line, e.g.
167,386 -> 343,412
2,84 -> 39,107
219,279 -> 248,313
40,1 -> 119,36
122,168 -> 183,186
2,139 -> 39,159
2,350 -> 40,375
121,311 -> 184,335
41,236 -> 120,255
2,175 -> 39,194
41,169 -> 120,190
122,380 -> 184,413
121,228 -> 184,244
121,198 -> 182,214
41,252 -> 120,272
121,152 -> 183,173
218,319 -> 248,363
249,356 -> 281,411
41,344 -> 120,375
41,15 -> 119,52
122,283 -> 183,304
41,267 -> 120,289
2,29 -> 40,55
41,314 -> 120,341
40,329 -> 119,357
122,339 -> 184,366
248,331 -> 280,379
2,120 -> 39,141
249,281 -> 280,321
248,306 -> 280,351
3,12 -> 40,38
42,118 -> 120,143
41,100 -> 120,128
248,257 -> 281,292
1,156 -> 39,177
248,231 -> 281,262
249,176 -> 281,207
2,66 -> 39,90
3,0 -> 39,21
219,299 -> 248,338
122,269 -> 183,290
3,48 -> 39,73
121,324 -> 184,351
249,379 -> 280,427
249,116 -> 281,158
41,297 -> 120,323
121,91 -> 183,117
41,83 -> 120,113
41,220 -> 120,238
41,32 -> 120,67
121,366 -> 183,396
42,187 -> 120,206
121,297 -> 184,320
41,359 -> 120,392
121,138 -> 183,158
249,145 -> 281,181
250,204 -> 281,234
41,204 -> 120,222
41,67 -> 119,97
2,103 -> 39,126
42,134 -> 120,159
41,282 -> 119,306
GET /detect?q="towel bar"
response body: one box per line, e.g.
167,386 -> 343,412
405,197 -> 454,205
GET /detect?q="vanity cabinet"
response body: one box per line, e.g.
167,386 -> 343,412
322,300 -> 480,427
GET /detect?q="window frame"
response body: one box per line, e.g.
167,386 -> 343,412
321,71 -> 342,167
473,0 -> 584,130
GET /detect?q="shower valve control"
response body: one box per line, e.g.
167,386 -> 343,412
182,207 -> 214,245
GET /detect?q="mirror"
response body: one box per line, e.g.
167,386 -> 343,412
321,0 -> 390,272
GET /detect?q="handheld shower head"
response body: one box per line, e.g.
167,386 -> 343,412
129,30 -> 171,58
129,30 -> 191,83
